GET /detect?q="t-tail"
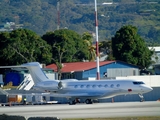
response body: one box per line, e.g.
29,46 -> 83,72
21,62 -> 62,91
21,62 -> 51,84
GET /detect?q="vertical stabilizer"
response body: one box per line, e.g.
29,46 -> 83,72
21,62 -> 49,84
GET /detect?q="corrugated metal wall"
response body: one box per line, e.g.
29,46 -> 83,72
107,68 -> 139,77
82,62 -> 139,80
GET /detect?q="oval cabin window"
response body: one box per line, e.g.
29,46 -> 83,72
117,84 -> 120,87
92,85 -> 96,88
98,85 -> 102,88
110,84 -> 114,88
86,85 -> 90,88
81,85 -> 84,88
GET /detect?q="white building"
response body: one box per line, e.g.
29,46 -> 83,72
148,47 -> 160,63
148,47 -> 160,74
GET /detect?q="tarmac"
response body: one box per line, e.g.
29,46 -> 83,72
0,101 -> 160,119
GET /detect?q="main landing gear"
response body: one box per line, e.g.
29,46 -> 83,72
68,99 -> 93,105
68,100 -> 76,105
85,99 -> 93,104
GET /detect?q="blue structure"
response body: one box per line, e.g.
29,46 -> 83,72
5,72 -> 24,86
82,61 -> 139,79
47,61 -> 139,80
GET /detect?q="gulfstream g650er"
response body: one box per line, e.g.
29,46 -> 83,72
0,62 -> 153,105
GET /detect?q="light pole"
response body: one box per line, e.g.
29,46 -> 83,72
94,0 -> 100,80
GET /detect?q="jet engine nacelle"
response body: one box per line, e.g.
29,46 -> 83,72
33,80 -> 63,92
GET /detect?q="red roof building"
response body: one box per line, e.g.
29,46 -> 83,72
46,61 -> 115,73
46,61 -> 139,80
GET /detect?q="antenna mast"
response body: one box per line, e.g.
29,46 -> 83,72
57,0 -> 60,30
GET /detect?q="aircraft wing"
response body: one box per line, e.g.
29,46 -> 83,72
51,92 -> 104,98
0,65 -> 26,70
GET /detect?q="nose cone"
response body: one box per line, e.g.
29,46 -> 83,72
143,86 -> 153,93
148,86 -> 153,91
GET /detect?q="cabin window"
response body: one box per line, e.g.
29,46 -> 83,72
110,84 -> 114,88
92,85 -> 96,88
117,84 -> 120,87
98,85 -> 102,88
104,84 -> 108,88
74,85 -> 78,88
86,85 -> 90,88
81,85 -> 84,88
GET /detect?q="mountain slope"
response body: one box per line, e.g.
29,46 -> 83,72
0,0 -> 160,43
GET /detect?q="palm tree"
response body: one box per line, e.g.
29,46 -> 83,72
82,32 -> 96,61
99,40 -> 115,60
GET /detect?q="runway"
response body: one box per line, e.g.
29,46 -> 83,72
0,101 -> 160,119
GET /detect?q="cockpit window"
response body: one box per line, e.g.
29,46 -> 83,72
133,81 -> 144,85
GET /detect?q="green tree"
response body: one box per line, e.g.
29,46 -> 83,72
0,29 -> 52,65
82,32 -> 96,61
42,29 -> 89,79
112,25 -> 153,68
0,32 -> 11,65
99,40 -> 115,61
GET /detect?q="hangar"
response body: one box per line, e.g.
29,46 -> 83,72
46,60 -> 140,80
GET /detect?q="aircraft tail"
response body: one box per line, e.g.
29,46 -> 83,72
21,62 -> 49,84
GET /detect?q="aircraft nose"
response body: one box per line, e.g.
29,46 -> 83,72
144,86 -> 153,92
140,85 -> 153,93
148,86 -> 153,91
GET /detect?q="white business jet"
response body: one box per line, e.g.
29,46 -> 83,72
0,62 -> 153,105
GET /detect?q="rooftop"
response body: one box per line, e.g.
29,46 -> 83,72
148,47 -> 160,52
46,61 -> 115,73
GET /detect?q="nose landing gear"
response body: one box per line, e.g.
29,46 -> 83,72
139,93 -> 144,102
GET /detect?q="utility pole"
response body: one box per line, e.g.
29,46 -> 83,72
94,0 -> 100,80
57,0 -> 60,30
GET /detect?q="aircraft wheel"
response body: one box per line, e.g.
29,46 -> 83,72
85,99 -> 92,104
69,100 -> 76,105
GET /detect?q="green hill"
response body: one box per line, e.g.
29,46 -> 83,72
0,0 -> 160,44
